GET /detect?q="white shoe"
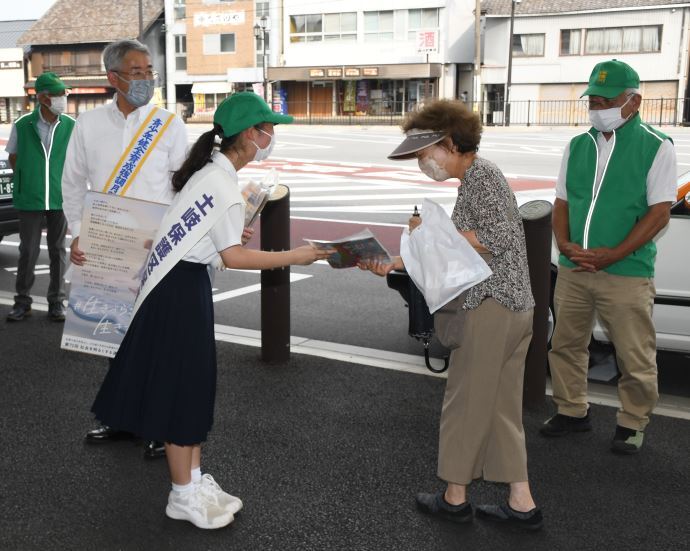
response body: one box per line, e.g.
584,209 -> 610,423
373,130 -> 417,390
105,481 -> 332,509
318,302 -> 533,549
166,487 -> 234,529
197,473 -> 244,515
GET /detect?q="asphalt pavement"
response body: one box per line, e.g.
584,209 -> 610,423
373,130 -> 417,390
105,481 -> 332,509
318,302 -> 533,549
1,303 -> 689,551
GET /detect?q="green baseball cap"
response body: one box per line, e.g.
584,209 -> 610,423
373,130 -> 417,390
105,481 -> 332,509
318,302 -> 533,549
35,72 -> 70,94
214,92 -> 293,137
581,59 -> 639,98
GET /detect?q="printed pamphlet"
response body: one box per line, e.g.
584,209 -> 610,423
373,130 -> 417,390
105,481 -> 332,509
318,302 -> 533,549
305,229 -> 391,269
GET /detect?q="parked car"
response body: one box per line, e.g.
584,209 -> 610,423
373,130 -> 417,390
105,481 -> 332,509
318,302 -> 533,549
0,151 -> 18,243
542,170 -> 690,354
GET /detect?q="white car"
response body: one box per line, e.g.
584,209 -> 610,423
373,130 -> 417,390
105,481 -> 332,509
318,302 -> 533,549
523,171 -> 690,354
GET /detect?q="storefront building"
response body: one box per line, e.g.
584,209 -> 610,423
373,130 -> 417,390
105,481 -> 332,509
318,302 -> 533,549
270,1 -> 476,119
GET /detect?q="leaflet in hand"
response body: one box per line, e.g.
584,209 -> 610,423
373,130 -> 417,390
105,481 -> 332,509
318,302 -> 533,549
241,169 -> 278,227
305,229 -> 391,269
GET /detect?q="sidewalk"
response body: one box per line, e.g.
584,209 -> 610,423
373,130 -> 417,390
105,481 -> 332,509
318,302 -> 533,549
1,306 -> 689,551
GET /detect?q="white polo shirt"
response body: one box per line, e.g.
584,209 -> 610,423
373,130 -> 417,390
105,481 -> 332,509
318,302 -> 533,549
61,97 -> 188,238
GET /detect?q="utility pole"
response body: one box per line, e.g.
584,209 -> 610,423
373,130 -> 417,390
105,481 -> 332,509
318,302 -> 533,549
138,0 -> 144,41
505,0 -> 519,126
473,0 -> 481,114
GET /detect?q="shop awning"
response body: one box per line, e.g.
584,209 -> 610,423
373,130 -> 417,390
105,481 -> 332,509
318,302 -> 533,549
191,81 -> 233,94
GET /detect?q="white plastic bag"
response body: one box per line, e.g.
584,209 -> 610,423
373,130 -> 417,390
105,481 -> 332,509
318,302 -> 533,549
400,199 -> 492,314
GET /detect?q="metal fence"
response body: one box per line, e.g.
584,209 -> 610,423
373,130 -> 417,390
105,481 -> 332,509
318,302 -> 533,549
178,97 -> 690,127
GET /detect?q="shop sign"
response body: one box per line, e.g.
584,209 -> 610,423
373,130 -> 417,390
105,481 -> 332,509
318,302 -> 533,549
417,30 -> 438,53
362,67 -> 379,77
70,87 -> 109,94
194,11 -> 245,27
344,68 -> 360,77
0,61 -> 21,70
326,68 -> 342,78
309,69 -> 325,78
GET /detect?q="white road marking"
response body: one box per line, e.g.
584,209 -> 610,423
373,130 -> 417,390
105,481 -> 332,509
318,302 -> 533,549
211,272 -> 312,302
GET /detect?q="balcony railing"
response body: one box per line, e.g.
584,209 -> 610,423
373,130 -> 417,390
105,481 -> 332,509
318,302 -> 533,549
173,97 -> 690,127
43,64 -> 105,77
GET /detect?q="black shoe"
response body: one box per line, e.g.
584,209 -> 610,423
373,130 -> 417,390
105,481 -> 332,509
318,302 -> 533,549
48,302 -> 66,322
476,503 -> 543,531
85,425 -> 135,443
415,491 -> 473,523
540,411 -> 592,437
144,440 -> 166,459
611,425 -> 644,455
7,303 -> 31,321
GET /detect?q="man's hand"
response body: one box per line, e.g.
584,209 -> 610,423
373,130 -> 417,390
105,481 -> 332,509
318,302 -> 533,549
70,237 -> 86,266
570,246 -> 619,272
557,240 -> 596,272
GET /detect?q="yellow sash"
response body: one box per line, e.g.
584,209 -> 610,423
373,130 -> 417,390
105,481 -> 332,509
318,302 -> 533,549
102,107 -> 175,196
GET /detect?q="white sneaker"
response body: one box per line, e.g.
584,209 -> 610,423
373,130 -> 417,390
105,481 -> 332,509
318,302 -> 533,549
166,487 -> 234,529
197,473 -> 244,515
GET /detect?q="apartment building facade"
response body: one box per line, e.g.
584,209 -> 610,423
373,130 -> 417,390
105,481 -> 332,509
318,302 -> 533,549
480,0 -> 690,124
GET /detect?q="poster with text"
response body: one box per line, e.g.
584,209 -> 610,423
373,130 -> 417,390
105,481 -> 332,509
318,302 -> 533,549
61,191 -> 168,358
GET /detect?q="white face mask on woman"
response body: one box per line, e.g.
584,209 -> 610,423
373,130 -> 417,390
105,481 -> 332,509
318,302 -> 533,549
588,94 -> 634,132
418,157 -> 451,181
251,128 -> 275,161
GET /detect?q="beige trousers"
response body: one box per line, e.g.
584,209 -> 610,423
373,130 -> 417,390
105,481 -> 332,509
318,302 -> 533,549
548,266 -> 658,430
438,298 -> 534,485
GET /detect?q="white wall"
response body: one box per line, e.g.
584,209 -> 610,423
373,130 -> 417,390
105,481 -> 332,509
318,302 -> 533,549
0,48 -> 25,97
282,0 -> 452,67
482,7 -> 686,90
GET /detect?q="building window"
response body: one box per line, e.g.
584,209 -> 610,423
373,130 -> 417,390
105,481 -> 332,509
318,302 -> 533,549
203,33 -> 236,54
175,35 -> 187,71
584,25 -> 661,54
407,8 -> 439,40
512,34 -> 545,57
324,12 -> 356,41
255,1 -> 268,18
290,13 -> 356,43
364,11 -> 394,42
560,29 -> 582,55
174,0 -> 185,20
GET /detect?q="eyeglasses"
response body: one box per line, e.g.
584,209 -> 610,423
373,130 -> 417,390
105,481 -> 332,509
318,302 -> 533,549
114,70 -> 159,81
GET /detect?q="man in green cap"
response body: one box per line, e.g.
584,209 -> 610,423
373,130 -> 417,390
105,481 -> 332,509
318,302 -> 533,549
5,72 -> 75,322
540,60 -> 677,454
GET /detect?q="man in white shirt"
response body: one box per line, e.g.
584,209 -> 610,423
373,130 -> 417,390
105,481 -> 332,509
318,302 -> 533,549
62,39 -> 188,459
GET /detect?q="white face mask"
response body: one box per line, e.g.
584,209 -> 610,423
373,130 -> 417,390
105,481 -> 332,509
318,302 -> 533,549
418,154 -> 451,181
47,95 -> 67,116
251,128 -> 275,162
588,95 -> 634,132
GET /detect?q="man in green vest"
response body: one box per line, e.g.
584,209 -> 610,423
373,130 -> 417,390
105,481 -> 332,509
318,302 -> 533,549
5,72 -> 75,321
540,60 -> 677,454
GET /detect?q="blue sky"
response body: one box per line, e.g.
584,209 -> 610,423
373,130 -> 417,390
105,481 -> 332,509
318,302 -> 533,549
2,0 -> 57,21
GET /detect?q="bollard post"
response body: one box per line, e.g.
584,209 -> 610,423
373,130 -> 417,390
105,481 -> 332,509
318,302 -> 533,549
260,184 -> 291,363
519,200 -> 553,409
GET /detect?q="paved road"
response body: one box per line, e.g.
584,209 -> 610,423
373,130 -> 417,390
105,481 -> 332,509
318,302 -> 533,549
0,124 -> 688,390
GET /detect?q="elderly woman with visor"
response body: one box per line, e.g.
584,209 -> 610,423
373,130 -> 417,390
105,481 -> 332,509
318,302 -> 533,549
361,99 -> 542,530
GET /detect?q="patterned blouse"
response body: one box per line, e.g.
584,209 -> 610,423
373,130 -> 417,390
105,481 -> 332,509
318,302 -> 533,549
451,156 -> 535,312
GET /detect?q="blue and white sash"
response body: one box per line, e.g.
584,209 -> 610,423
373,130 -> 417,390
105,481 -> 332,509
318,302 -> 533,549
102,107 -> 175,196
131,169 -> 244,319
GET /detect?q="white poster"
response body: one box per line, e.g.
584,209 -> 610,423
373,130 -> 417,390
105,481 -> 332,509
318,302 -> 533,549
61,192 -> 167,358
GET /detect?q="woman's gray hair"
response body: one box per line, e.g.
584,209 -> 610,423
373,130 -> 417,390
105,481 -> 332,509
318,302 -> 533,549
102,39 -> 150,72
625,87 -> 641,97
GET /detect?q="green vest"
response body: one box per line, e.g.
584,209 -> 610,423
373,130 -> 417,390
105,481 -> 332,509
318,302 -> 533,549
560,113 -> 670,277
12,107 -> 75,211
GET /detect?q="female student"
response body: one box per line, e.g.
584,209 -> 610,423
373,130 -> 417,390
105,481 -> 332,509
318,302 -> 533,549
91,92 -> 332,529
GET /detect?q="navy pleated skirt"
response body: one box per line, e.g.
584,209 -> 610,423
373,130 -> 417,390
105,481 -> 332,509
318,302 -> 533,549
92,261 -> 216,446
